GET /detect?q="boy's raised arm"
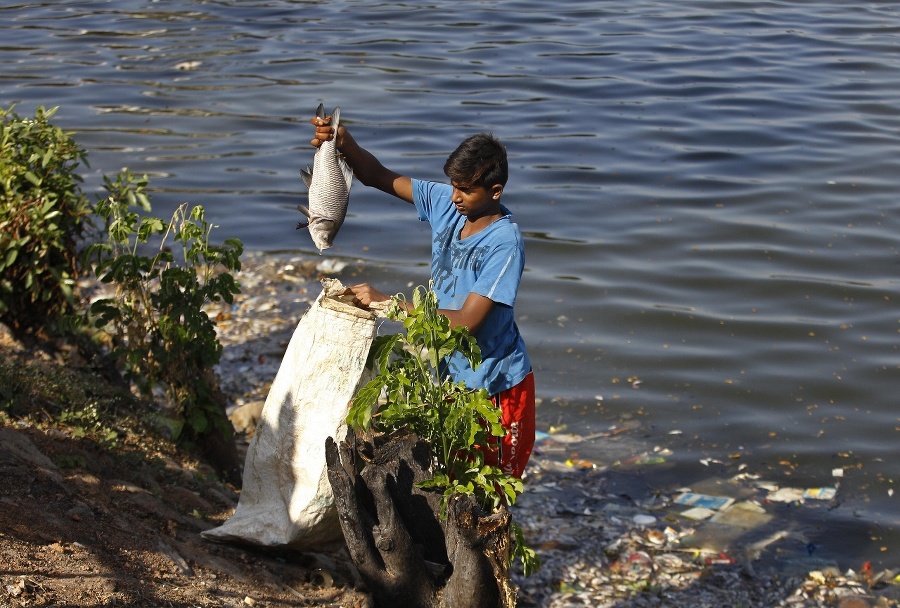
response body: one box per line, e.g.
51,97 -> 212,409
310,113 -> 413,204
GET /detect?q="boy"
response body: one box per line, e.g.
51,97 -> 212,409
310,112 -> 535,478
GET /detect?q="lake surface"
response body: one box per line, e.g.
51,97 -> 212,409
2,0 -> 897,571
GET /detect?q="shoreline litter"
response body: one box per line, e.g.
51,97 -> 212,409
215,253 -> 899,607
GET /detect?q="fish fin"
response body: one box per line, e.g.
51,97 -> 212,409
329,107 -> 351,188
296,204 -> 311,229
315,103 -> 325,120
300,165 -> 313,188
338,155 -> 354,190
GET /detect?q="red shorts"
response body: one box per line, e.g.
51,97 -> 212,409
483,371 -> 535,479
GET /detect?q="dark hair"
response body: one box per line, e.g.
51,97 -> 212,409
443,132 -> 508,189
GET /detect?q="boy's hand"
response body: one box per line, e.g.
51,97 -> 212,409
342,283 -> 391,309
310,113 -> 346,148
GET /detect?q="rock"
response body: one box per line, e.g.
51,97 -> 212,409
0,428 -> 67,488
66,501 -> 95,523
0,322 -> 24,352
110,479 -> 150,494
229,400 -> 264,434
838,598 -> 873,608
157,540 -> 194,576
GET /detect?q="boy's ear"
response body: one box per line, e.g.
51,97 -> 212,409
491,184 -> 504,199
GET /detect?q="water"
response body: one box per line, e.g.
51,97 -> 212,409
2,0 -> 897,570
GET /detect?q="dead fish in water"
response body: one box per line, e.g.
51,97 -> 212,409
297,103 -> 353,252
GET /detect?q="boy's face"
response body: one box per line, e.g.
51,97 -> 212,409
449,181 -> 503,219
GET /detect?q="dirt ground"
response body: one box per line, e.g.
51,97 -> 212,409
0,341 -> 368,608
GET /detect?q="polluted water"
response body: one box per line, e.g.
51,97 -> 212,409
95,251 -> 899,608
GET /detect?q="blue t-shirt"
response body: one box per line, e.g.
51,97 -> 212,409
412,179 -> 531,395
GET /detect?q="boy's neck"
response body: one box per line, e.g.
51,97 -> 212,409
461,211 -> 504,238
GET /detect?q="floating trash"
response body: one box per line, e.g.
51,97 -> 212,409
644,529 -> 667,545
766,486 -> 838,503
174,61 -> 202,71
803,487 -> 838,500
551,433 -> 587,444
711,501 -> 772,530
632,514 -> 657,526
704,552 -> 736,566
316,259 -> 347,274
680,506 -> 717,520
674,492 -> 735,511
766,487 -> 806,503
565,458 -> 597,470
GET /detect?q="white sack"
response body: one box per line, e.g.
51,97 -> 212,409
203,281 -> 377,548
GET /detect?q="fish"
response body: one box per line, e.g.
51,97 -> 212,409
297,103 -> 353,252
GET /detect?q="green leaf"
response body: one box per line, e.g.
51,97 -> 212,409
137,216 -> 165,241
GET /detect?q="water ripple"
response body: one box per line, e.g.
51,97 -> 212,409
3,0 -> 900,569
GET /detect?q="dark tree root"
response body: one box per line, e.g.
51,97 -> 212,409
325,433 -> 515,608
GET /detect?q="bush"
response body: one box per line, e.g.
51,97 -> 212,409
1,104 -> 244,482
0,105 -> 93,335
84,176 -> 242,473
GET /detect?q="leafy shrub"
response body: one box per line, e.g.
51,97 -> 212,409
1,103 -> 243,480
347,285 -> 539,575
84,173 -> 243,445
0,105 -> 93,334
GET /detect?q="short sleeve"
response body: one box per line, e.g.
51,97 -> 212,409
472,230 -> 524,307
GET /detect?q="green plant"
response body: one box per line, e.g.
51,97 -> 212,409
0,105 -> 93,334
58,402 -> 119,447
347,284 -> 539,576
84,174 -> 242,445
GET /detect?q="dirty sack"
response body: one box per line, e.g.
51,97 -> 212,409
203,279 -> 378,548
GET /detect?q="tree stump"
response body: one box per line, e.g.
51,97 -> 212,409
325,432 -> 516,608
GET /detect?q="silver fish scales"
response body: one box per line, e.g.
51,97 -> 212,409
297,103 -> 353,252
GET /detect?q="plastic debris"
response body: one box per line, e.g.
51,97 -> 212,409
711,501 -> 772,529
680,506 -> 717,520
565,458 -> 597,470
766,487 -> 806,503
699,458 -> 725,466
674,492 -> 735,511
704,552 -> 736,566
552,433 -> 587,444
644,529 -> 666,545
632,514 -> 657,526
624,452 -> 667,466
802,487 -> 837,500
315,259 -> 347,274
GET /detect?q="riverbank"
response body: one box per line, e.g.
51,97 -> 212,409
1,252 -> 897,607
